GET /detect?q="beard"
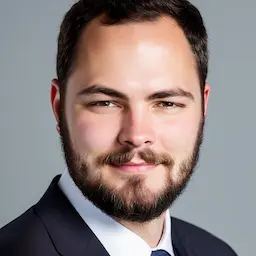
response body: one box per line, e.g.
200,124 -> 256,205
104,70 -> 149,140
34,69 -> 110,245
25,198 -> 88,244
59,108 -> 205,223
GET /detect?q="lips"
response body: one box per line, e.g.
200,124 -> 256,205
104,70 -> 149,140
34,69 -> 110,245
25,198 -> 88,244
110,162 -> 157,173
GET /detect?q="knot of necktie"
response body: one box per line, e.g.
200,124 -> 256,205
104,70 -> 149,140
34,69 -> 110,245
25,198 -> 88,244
151,249 -> 171,256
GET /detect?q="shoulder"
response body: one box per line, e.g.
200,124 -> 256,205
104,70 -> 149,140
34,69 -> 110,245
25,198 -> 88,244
0,206 -> 57,256
171,217 -> 238,256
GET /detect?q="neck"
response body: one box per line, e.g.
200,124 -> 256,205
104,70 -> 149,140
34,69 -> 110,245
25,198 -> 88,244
114,212 -> 166,248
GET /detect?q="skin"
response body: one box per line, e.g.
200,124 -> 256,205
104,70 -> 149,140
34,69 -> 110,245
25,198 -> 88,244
51,16 -> 210,247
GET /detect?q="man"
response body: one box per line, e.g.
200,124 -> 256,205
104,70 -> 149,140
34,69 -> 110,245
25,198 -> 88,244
0,0 -> 238,255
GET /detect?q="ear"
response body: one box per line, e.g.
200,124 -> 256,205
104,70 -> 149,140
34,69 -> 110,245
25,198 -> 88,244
203,83 -> 210,117
51,79 -> 61,134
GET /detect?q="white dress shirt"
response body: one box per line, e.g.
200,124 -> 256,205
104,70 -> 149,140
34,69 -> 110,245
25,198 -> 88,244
59,169 -> 175,256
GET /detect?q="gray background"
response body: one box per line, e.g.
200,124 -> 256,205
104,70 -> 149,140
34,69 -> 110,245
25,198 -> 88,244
0,1 -> 255,255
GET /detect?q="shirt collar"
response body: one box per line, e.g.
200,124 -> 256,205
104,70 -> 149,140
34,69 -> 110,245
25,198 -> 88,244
59,169 -> 175,256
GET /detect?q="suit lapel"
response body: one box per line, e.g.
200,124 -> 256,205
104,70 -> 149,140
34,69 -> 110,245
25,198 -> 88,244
171,217 -> 190,256
34,175 -> 110,256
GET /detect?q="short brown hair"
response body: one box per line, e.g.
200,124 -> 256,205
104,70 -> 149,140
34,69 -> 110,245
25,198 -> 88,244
57,0 -> 208,96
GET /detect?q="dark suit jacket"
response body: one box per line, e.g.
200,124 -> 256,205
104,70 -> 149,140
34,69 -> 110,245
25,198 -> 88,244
0,175 -> 238,256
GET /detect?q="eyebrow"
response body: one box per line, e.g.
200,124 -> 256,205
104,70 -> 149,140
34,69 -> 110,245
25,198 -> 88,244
78,84 -> 129,100
148,88 -> 194,101
77,84 -> 195,101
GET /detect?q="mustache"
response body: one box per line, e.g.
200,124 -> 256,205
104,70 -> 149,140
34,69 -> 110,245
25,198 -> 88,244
96,147 -> 174,167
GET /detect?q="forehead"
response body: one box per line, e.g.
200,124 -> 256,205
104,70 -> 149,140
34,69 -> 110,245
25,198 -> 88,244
70,16 -> 200,98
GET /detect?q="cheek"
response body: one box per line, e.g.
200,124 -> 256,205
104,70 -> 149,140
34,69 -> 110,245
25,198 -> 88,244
71,112 -> 121,152
158,113 -> 200,155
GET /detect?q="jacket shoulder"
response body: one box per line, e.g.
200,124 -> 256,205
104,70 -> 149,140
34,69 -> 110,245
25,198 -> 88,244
171,217 -> 238,256
0,207 -> 57,256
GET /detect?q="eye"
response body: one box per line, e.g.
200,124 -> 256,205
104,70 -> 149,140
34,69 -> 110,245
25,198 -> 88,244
87,101 -> 118,108
155,101 -> 181,108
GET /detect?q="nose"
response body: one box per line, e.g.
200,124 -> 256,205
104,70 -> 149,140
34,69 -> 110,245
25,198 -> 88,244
117,107 -> 156,149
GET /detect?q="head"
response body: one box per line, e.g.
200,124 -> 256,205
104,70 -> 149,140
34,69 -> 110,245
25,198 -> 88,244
51,0 -> 210,222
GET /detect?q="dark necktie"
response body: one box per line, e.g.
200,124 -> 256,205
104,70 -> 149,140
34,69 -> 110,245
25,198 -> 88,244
151,249 -> 171,256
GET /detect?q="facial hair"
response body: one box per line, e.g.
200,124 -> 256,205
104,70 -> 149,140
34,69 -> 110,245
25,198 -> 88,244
59,107 -> 205,223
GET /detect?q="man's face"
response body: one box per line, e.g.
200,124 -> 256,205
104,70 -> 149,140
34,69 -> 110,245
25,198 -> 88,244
52,16 -> 210,222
